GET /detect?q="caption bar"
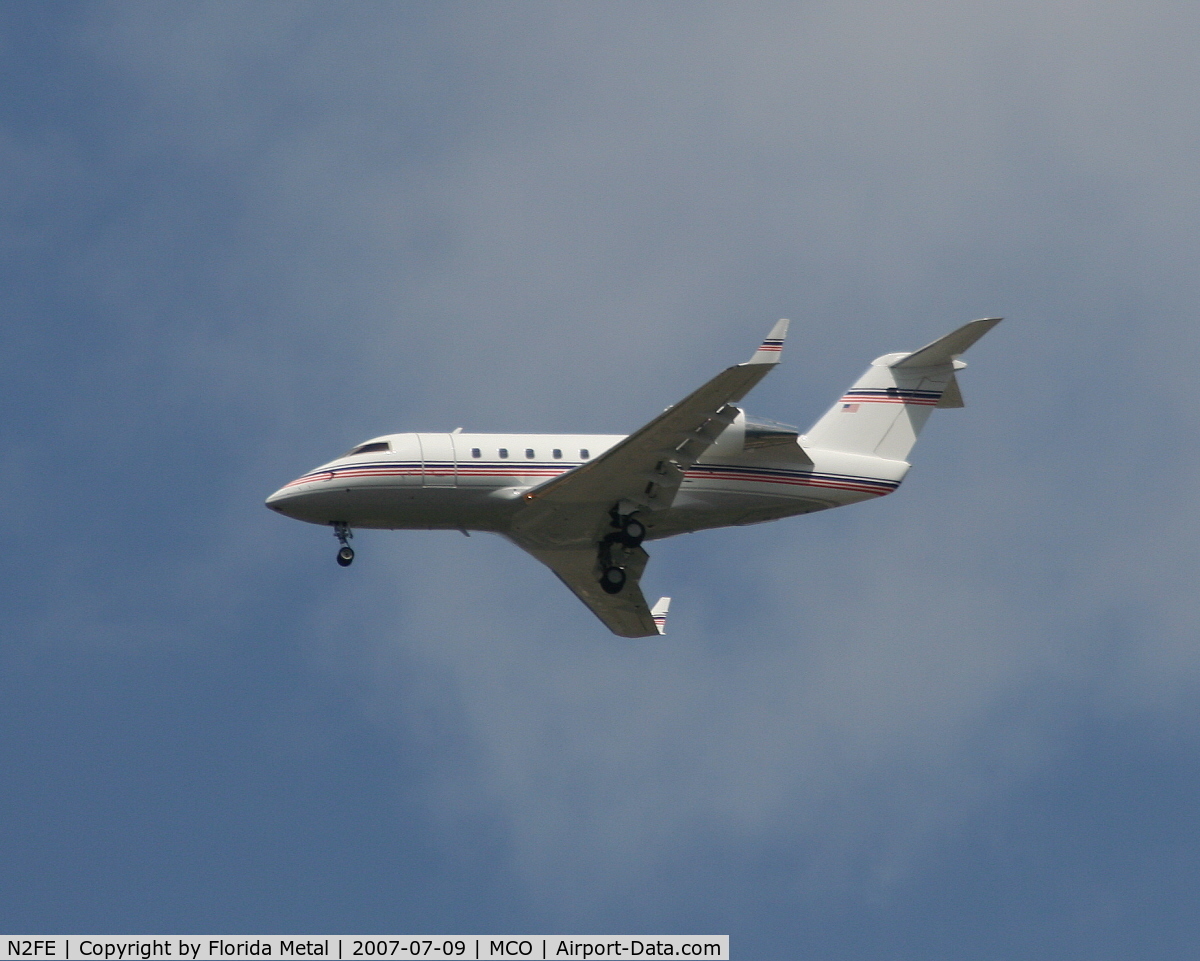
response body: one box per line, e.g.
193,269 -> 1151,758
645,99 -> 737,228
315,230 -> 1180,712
0,940 -> 728,961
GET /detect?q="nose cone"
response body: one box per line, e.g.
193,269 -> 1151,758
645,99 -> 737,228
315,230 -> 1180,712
265,485 -> 298,516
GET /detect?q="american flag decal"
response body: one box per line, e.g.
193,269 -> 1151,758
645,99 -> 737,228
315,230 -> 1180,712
842,403 -> 860,412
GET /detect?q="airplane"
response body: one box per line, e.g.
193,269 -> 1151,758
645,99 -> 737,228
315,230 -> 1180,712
266,317 -> 1001,637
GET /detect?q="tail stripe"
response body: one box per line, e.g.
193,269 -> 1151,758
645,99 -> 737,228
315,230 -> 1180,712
686,463 -> 899,496
840,388 -> 942,406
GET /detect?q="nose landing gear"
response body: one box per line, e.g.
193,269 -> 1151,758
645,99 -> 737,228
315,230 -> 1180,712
333,521 -> 354,567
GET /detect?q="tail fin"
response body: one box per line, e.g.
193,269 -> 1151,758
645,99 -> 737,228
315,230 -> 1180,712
651,597 -> 671,635
803,318 -> 1001,461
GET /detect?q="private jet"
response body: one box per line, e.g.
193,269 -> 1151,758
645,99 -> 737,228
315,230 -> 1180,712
266,318 -> 1000,636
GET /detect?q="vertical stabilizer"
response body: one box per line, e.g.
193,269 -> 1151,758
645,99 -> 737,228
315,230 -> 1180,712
803,318 -> 1000,461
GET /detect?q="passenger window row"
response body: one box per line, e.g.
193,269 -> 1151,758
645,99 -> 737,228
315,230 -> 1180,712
468,448 -> 590,460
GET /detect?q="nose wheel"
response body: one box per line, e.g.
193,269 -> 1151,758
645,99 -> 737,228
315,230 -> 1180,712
332,521 -> 354,567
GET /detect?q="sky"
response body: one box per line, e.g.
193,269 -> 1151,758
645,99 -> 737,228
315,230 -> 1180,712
3,2 -> 1200,957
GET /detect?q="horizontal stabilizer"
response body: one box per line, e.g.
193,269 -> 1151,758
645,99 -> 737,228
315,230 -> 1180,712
651,597 -> 671,635
891,317 -> 1002,368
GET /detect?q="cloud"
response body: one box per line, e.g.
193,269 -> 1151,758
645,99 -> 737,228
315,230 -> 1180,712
5,1 -> 1200,948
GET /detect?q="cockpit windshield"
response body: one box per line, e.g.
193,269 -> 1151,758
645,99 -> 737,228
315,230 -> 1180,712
345,440 -> 391,456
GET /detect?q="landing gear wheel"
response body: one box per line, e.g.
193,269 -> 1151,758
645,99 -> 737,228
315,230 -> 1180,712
619,517 -> 646,547
600,566 -> 626,594
332,521 -> 354,567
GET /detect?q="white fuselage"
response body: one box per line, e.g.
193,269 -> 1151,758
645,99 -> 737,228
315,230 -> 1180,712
262,317 -> 998,636
265,426 -> 910,541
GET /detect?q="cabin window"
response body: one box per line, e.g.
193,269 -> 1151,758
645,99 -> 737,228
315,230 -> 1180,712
580,448 -> 590,459
525,448 -> 535,459
471,448 -> 481,458
553,449 -> 562,459
347,440 -> 391,456
499,448 -> 508,458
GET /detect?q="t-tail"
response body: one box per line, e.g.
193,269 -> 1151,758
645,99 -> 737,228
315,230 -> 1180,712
803,318 -> 1001,462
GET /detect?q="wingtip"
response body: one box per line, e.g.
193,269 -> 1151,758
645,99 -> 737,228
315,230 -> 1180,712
747,319 -> 789,365
651,596 -> 671,635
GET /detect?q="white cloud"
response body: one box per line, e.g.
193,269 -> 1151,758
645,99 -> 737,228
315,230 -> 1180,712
7,0 -> 1200,937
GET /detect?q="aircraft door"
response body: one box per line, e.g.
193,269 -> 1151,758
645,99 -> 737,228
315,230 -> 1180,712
418,433 -> 457,487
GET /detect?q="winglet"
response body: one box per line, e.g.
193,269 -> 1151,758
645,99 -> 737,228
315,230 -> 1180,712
651,597 -> 671,635
745,319 -> 789,365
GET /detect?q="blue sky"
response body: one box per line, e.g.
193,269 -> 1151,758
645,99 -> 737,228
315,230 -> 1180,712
3,3 -> 1200,957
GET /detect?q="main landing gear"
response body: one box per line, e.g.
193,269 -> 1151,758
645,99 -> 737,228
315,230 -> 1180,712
597,510 -> 645,594
618,516 -> 645,547
600,564 -> 626,595
333,521 -> 354,567
606,506 -> 645,548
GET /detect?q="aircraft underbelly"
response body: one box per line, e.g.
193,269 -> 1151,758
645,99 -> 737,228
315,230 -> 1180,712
647,488 -> 826,537
273,483 -> 518,531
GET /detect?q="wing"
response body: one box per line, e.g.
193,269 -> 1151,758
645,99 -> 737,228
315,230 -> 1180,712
511,319 -> 790,550
517,543 -> 661,637
509,321 -> 788,636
